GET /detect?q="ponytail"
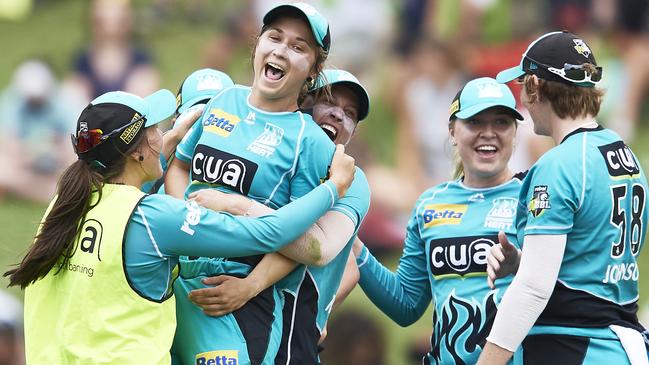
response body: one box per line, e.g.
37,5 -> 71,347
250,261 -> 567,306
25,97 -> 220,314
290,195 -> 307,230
4,161 -> 103,288
451,148 -> 464,180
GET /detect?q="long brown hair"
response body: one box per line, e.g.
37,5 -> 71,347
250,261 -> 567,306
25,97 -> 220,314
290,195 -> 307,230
4,134 -> 144,288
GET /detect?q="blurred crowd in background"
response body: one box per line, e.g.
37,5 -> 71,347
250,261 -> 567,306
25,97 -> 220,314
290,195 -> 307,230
1,0 -> 649,364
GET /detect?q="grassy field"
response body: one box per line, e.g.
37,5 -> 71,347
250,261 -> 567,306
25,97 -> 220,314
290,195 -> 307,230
2,1 -> 649,364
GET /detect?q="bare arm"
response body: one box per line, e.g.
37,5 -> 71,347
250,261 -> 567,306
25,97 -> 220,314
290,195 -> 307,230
160,106 -> 204,162
165,158 -> 191,199
189,253 -> 297,316
332,250 -> 360,312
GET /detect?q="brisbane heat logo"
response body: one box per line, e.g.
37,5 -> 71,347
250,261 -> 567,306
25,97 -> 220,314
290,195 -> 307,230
192,144 -> 258,195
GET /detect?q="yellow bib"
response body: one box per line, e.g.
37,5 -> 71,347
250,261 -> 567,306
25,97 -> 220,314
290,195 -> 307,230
25,184 -> 176,364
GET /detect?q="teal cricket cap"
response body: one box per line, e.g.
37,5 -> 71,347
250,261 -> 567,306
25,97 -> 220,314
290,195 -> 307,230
311,69 -> 370,121
176,68 -> 234,115
449,77 -> 523,121
263,2 -> 330,52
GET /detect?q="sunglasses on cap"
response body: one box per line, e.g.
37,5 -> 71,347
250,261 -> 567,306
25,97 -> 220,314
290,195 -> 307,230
523,56 -> 603,84
71,114 -> 147,154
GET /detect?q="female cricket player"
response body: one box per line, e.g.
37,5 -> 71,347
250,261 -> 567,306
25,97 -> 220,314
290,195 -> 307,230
164,4 -> 365,365
353,77 -> 525,365
480,31 -> 649,365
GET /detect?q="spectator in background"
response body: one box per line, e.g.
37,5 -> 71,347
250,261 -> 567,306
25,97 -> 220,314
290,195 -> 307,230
66,0 -> 159,102
393,38 -> 465,188
0,290 -> 23,365
0,59 -> 76,203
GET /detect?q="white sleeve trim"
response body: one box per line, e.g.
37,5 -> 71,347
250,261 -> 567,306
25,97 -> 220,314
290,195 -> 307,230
357,247 -> 370,268
137,207 -> 164,259
332,206 -> 358,226
323,182 -> 336,208
524,224 -> 573,231
175,147 -> 192,161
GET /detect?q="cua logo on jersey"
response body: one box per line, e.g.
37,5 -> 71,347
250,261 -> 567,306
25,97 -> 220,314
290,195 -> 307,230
203,108 -> 241,137
428,236 -> 496,278
529,185 -> 551,218
598,141 -> 640,179
423,204 -> 467,227
484,198 -> 517,230
192,144 -> 258,195
195,350 -> 238,365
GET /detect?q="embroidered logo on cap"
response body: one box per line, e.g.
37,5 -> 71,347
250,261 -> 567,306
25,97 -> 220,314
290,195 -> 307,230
573,39 -> 591,58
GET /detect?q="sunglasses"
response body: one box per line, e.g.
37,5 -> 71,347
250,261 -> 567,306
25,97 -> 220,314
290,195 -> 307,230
525,56 -> 602,84
71,114 -> 147,154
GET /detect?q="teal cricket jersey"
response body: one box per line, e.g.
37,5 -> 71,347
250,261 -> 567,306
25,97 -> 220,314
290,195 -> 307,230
357,176 -> 523,365
275,167 -> 370,365
517,126 -> 647,334
172,85 -> 341,365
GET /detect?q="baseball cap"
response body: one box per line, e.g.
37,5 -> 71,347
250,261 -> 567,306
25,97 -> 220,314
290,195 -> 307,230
311,69 -> 371,121
449,77 -> 524,121
176,68 -> 234,115
72,89 -> 176,167
263,2 -> 330,52
496,31 -> 602,87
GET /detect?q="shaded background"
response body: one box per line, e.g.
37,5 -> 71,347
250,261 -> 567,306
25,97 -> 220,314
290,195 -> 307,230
1,0 -> 649,364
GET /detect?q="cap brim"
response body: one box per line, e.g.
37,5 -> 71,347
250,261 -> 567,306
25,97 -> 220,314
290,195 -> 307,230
177,95 -> 213,114
336,81 -> 370,121
144,89 -> 176,127
496,65 -> 525,84
263,5 -> 329,51
455,103 -> 524,121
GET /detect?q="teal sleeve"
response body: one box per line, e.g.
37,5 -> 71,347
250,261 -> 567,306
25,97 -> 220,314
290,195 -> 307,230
332,167 -> 371,228
356,210 -> 432,326
289,127 -> 335,200
129,180 -> 339,258
522,154 -> 580,235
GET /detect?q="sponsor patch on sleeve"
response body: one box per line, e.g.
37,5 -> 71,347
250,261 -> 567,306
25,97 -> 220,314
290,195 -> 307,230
528,185 -> 551,218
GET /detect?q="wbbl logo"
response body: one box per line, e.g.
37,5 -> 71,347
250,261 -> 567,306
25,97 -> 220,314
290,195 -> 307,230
598,141 -> 640,179
529,185 -> 550,218
192,144 -> 258,195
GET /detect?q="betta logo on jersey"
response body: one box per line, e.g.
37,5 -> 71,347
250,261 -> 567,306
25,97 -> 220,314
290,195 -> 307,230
192,144 -> 258,195
598,141 -> 640,179
203,108 -> 241,137
423,204 -> 468,228
428,236 -> 496,279
529,185 -> 551,218
195,350 -> 238,365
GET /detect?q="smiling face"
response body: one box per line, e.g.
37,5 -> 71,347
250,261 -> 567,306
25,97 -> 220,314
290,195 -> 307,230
250,16 -> 318,111
450,108 -> 517,187
304,84 -> 360,145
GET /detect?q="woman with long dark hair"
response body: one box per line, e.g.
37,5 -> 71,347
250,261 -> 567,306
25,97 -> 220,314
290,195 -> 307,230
4,89 -> 355,364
